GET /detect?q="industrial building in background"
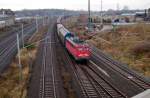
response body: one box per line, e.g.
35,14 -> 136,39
135,8 -> 150,21
145,8 -> 150,21
0,9 -> 15,28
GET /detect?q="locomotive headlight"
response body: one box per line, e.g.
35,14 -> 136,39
78,54 -> 89,57
78,54 -> 83,57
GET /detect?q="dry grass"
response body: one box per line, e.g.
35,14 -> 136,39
61,69 -> 76,98
88,23 -> 150,77
0,25 -> 48,98
0,48 -> 37,98
28,25 -> 48,44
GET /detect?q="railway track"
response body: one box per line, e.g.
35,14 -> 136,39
0,23 -> 36,73
0,22 -> 33,42
54,25 -> 97,98
39,32 -> 57,98
92,47 -> 150,89
28,21 -> 65,98
89,46 -> 150,97
73,64 -> 99,98
58,47 -> 95,98
0,24 -> 34,51
29,21 -> 149,98
56,39 -> 128,98
55,34 -> 149,97
39,29 -> 65,98
82,65 -> 127,98
59,53 -> 128,98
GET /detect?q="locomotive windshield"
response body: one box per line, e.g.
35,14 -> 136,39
72,37 -> 84,44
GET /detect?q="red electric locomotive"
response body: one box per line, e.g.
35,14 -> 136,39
57,19 -> 91,61
65,37 -> 90,60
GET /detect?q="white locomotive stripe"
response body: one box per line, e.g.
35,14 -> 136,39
89,60 -> 110,77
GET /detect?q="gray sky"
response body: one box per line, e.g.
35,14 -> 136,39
0,0 -> 149,11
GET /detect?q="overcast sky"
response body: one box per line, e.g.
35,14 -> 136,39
0,0 -> 150,11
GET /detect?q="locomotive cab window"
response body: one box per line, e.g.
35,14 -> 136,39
73,37 -> 84,44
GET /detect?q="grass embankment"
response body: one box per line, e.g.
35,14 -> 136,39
0,48 -> 36,98
88,23 -> 150,77
0,26 -> 48,98
61,68 -> 76,98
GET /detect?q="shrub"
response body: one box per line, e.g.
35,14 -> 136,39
131,41 -> 150,56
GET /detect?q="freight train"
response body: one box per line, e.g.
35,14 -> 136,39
57,17 -> 91,60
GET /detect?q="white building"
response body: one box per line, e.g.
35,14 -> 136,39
0,9 -> 15,28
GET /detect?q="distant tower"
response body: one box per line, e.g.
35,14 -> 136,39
2,10 -> 5,15
123,5 -> 129,10
117,3 -> 120,11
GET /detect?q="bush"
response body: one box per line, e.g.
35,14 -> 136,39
131,41 -> 150,56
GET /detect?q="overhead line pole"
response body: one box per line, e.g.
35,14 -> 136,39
48,16 -> 50,24
17,34 -> 22,82
88,0 -> 91,33
36,16 -> 38,33
43,17 -> 45,26
21,24 -> 24,48
101,0 -> 103,26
